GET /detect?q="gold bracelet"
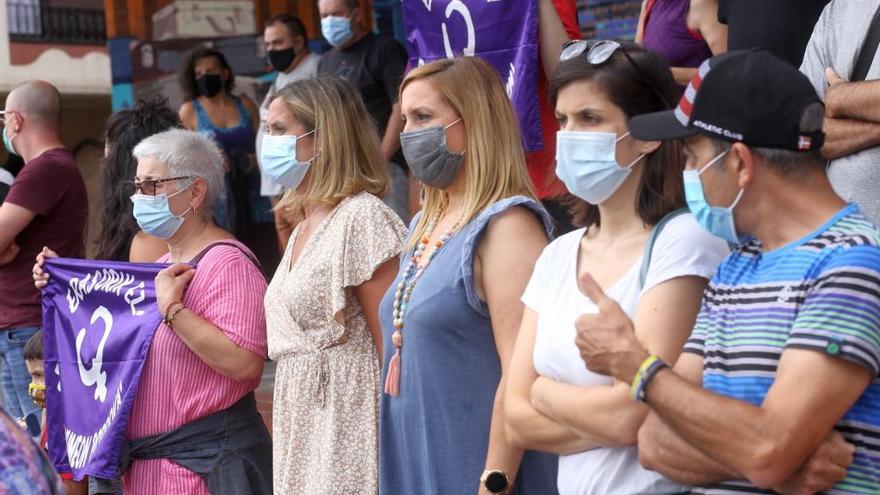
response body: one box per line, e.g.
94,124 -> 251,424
166,305 -> 186,329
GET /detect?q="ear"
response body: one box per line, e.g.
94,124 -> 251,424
222,68 -> 231,82
352,7 -> 362,25
729,142 -> 756,189
295,35 -> 307,51
190,177 -> 209,211
636,139 -> 662,156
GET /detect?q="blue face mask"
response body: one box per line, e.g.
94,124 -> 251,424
555,130 -> 644,204
259,130 -> 317,189
130,185 -> 193,240
683,149 -> 746,244
321,15 -> 353,47
3,116 -> 18,156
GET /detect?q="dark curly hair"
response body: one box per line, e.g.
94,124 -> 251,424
178,46 -> 235,102
94,98 -> 181,261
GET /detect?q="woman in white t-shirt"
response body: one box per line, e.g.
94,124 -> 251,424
504,40 -> 729,495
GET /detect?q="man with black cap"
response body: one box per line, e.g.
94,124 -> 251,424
570,50 -> 880,494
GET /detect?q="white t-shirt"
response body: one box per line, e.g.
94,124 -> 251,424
521,213 -> 729,495
256,52 -> 321,197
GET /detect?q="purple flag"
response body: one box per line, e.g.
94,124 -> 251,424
41,257 -> 166,480
403,0 -> 543,151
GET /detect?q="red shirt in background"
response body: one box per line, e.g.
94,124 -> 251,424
528,0 -> 581,199
1,148 -> 87,328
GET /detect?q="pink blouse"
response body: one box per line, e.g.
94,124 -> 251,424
124,241 -> 268,494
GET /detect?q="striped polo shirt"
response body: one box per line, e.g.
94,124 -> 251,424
684,204 -> 880,494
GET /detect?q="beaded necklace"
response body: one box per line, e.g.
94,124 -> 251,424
384,213 -> 464,397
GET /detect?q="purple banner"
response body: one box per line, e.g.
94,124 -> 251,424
403,0 -> 542,151
41,258 -> 166,480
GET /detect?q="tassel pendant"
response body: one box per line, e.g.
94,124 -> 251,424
384,348 -> 401,396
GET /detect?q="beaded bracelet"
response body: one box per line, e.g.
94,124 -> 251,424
162,301 -> 183,326
630,355 -> 669,402
165,305 -> 186,330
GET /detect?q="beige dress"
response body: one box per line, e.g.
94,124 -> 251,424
265,192 -> 406,495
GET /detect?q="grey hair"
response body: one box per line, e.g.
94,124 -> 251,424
713,102 -> 826,177
132,129 -> 224,212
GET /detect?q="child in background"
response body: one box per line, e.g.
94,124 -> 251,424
24,331 -> 87,495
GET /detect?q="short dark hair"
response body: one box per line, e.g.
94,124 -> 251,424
95,97 -> 181,261
549,42 -> 683,228
178,46 -> 235,102
265,14 -> 307,41
24,330 -> 43,362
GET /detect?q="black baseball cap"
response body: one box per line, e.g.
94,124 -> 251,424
629,49 -> 825,151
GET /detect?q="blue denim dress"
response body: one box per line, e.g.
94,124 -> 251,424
379,196 -> 559,495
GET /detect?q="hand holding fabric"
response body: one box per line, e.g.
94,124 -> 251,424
32,246 -> 57,289
155,263 -> 195,315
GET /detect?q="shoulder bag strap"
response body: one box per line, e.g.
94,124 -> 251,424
852,5 -> 880,82
189,241 -> 265,279
639,208 -> 689,288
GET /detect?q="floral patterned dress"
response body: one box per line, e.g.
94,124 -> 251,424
265,192 -> 406,494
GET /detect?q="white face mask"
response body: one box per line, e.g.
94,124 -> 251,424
555,130 -> 644,204
259,130 -> 317,189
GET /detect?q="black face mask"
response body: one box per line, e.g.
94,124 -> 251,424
267,47 -> 296,72
196,74 -> 223,97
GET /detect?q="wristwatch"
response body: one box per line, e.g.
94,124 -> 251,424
480,469 -> 512,494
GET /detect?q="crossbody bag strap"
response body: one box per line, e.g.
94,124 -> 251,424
852,4 -> 880,82
639,208 -> 689,288
190,241 -> 265,279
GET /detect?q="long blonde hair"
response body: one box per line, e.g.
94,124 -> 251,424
401,57 -> 537,250
276,75 -> 388,219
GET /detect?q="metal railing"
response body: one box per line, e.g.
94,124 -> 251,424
8,1 -> 106,45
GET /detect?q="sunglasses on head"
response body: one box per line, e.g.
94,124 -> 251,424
559,40 -> 674,110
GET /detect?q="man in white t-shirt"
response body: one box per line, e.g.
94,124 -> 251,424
258,14 -> 321,247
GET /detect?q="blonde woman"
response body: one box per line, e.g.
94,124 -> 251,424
378,57 -> 557,495
261,75 -> 406,494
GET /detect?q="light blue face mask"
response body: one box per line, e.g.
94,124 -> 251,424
3,126 -> 16,156
555,130 -> 644,204
321,15 -> 353,47
683,149 -> 746,244
130,185 -> 193,240
259,130 -> 317,189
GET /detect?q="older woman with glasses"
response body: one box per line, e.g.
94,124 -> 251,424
33,129 -> 272,495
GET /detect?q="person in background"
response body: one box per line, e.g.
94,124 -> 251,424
178,46 -> 278,273
23,331 -> 87,495
0,81 -> 87,431
505,41 -> 728,495
379,57 -> 556,495
636,0 -> 727,86
259,13 -> 321,250
95,98 -> 179,262
0,403 -> 63,495
583,50 -> 879,495
534,0 -> 582,234
263,74 -> 405,495
316,0 -> 410,223
800,0 -> 880,225
34,129 -> 272,494
717,0 -> 828,67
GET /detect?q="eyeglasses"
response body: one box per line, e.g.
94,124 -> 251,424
126,176 -> 193,196
559,40 -> 673,109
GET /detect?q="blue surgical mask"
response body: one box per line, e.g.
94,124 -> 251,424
259,130 -> 317,189
130,185 -> 193,240
321,15 -> 353,47
3,124 -> 17,156
555,130 -> 644,204
683,149 -> 746,244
